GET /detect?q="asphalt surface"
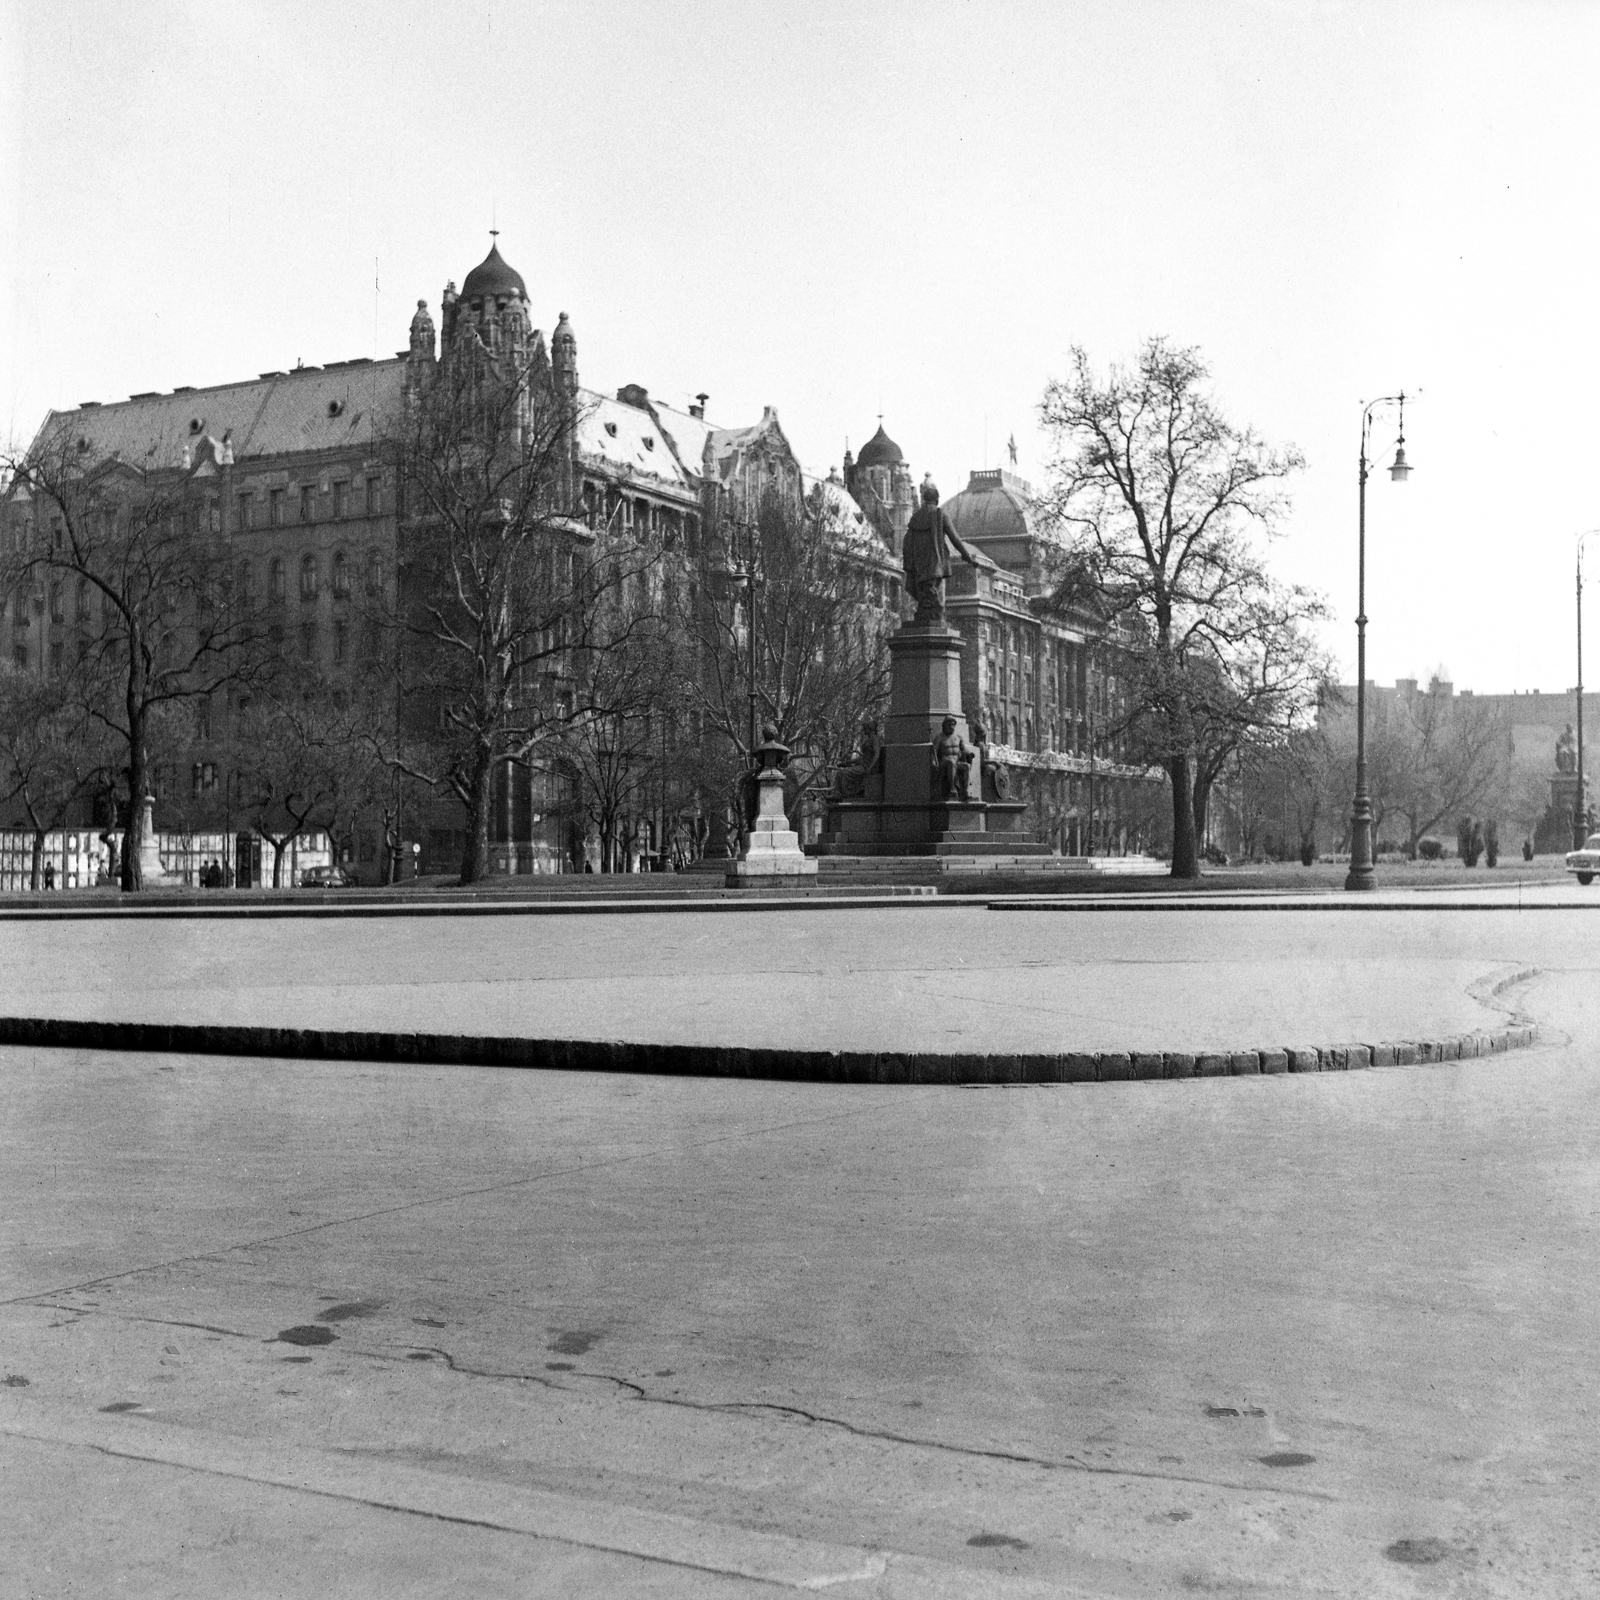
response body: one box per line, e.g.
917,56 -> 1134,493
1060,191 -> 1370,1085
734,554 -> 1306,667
1,897 -> 1597,1597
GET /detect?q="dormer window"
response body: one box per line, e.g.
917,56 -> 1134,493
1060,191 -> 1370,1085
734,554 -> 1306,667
189,417 -> 204,435
642,436 -> 655,451
328,400 -> 344,418
604,421 -> 618,437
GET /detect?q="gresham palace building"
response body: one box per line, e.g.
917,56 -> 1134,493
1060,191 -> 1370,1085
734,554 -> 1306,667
0,238 -> 1152,882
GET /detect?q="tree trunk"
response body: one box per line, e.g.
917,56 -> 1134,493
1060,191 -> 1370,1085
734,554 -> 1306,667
123,672 -> 149,890
1168,752 -> 1199,879
30,830 -> 44,892
1191,772 -> 1212,865
459,744 -> 494,884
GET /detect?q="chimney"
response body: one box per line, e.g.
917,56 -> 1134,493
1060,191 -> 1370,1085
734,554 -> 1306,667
690,392 -> 709,420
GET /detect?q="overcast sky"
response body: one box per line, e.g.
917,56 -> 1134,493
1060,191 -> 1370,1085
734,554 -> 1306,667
4,0 -> 1598,695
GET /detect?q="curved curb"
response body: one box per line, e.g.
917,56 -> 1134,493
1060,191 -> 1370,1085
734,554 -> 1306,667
0,1011 -> 1541,1088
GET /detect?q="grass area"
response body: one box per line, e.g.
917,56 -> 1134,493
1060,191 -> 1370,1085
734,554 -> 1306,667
1185,857 -> 1571,892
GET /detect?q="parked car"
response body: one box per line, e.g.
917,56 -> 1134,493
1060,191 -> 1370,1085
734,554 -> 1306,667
1564,834 -> 1600,885
301,864 -> 358,889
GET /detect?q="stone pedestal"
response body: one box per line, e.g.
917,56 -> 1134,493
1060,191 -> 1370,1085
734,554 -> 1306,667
815,621 -> 1048,857
726,767 -> 818,886
135,794 -> 179,886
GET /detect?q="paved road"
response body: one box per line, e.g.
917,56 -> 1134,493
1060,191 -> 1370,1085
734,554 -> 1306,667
1,902 -> 1597,1596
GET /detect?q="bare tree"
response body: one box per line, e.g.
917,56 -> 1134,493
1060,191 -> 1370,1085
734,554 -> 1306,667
676,484 -> 890,833
1039,339 -> 1306,877
380,338 -> 664,882
0,666 -> 115,888
1,437 -> 266,887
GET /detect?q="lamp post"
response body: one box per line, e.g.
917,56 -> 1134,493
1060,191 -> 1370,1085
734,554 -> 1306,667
1575,532 -> 1599,848
1344,392 -> 1413,892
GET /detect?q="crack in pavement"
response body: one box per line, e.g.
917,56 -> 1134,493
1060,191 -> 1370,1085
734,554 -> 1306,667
367,1343 -> 1339,1504
0,1101 -> 893,1311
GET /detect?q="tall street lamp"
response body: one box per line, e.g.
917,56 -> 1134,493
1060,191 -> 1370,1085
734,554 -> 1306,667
1575,531 -> 1600,848
1345,392 -> 1413,892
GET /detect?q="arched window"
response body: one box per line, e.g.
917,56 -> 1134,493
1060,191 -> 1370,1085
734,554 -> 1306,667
332,551 -> 350,598
300,553 -> 319,603
364,548 -> 383,597
268,558 -> 285,604
75,579 -> 90,622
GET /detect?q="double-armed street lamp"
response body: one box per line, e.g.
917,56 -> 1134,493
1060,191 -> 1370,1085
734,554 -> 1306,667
1344,392 -> 1413,892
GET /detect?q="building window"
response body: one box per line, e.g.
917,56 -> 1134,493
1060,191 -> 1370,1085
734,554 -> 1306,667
237,493 -> 251,532
366,476 -> 381,516
332,482 -> 347,520
269,488 -> 284,527
299,622 -> 316,660
269,558 -> 285,603
300,485 -> 314,523
300,554 -> 318,602
196,697 -> 211,741
49,641 -> 63,677
332,551 -> 350,598
365,548 -> 383,596
49,583 -> 62,623
268,622 -> 285,650
333,619 -> 348,664
76,579 -> 91,621
12,644 -> 26,671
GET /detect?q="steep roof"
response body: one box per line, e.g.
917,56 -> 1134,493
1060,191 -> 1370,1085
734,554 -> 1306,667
31,360 -> 409,471
574,390 -> 698,497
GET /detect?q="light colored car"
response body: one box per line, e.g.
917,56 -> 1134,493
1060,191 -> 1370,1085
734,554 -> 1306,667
1565,834 -> 1600,885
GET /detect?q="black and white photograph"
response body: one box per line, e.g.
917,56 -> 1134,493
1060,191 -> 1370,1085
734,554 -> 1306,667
1,2 -> 1597,1594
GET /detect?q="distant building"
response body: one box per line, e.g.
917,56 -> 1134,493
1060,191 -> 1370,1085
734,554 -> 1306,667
941,467 -> 1160,856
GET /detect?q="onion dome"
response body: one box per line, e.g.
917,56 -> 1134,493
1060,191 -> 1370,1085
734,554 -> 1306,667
854,423 -> 903,470
460,241 -> 527,302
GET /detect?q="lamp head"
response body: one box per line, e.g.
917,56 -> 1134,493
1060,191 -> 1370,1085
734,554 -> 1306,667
1389,442 -> 1411,482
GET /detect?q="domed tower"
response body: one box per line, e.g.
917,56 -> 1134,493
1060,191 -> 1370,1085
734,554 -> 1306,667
845,422 -> 915,554
448,237 -> 533,366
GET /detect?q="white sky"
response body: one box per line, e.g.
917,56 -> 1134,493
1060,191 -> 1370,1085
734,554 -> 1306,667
4,0 -> 1598,695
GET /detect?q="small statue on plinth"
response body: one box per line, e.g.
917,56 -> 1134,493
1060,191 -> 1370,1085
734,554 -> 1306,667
969,722 -> 1010,800
1557,723 -> 1578,774
903,476 -> 978,624
727,720 -> 818,883
932,715 -> 974,801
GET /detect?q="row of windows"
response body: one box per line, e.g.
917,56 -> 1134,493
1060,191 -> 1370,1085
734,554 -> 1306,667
238,475 -> 383,532
241,548 -> 383,606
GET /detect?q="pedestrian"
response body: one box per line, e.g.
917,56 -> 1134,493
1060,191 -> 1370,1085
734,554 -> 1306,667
43,861 -> 55,890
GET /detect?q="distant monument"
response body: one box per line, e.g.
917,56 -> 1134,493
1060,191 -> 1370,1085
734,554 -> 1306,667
1537,722 -> 1590,852
814,478 -> 1046,858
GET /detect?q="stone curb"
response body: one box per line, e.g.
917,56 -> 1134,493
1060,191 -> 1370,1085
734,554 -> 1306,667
0,1015 -> 1541,1085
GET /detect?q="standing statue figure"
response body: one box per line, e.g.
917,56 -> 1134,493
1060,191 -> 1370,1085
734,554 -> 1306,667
903,475 -> 978,623
1557,723 -> 1578,774
931,715 -> 975,801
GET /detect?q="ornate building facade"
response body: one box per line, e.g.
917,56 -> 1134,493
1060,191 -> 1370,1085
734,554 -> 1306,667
1,238 -> 912,880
